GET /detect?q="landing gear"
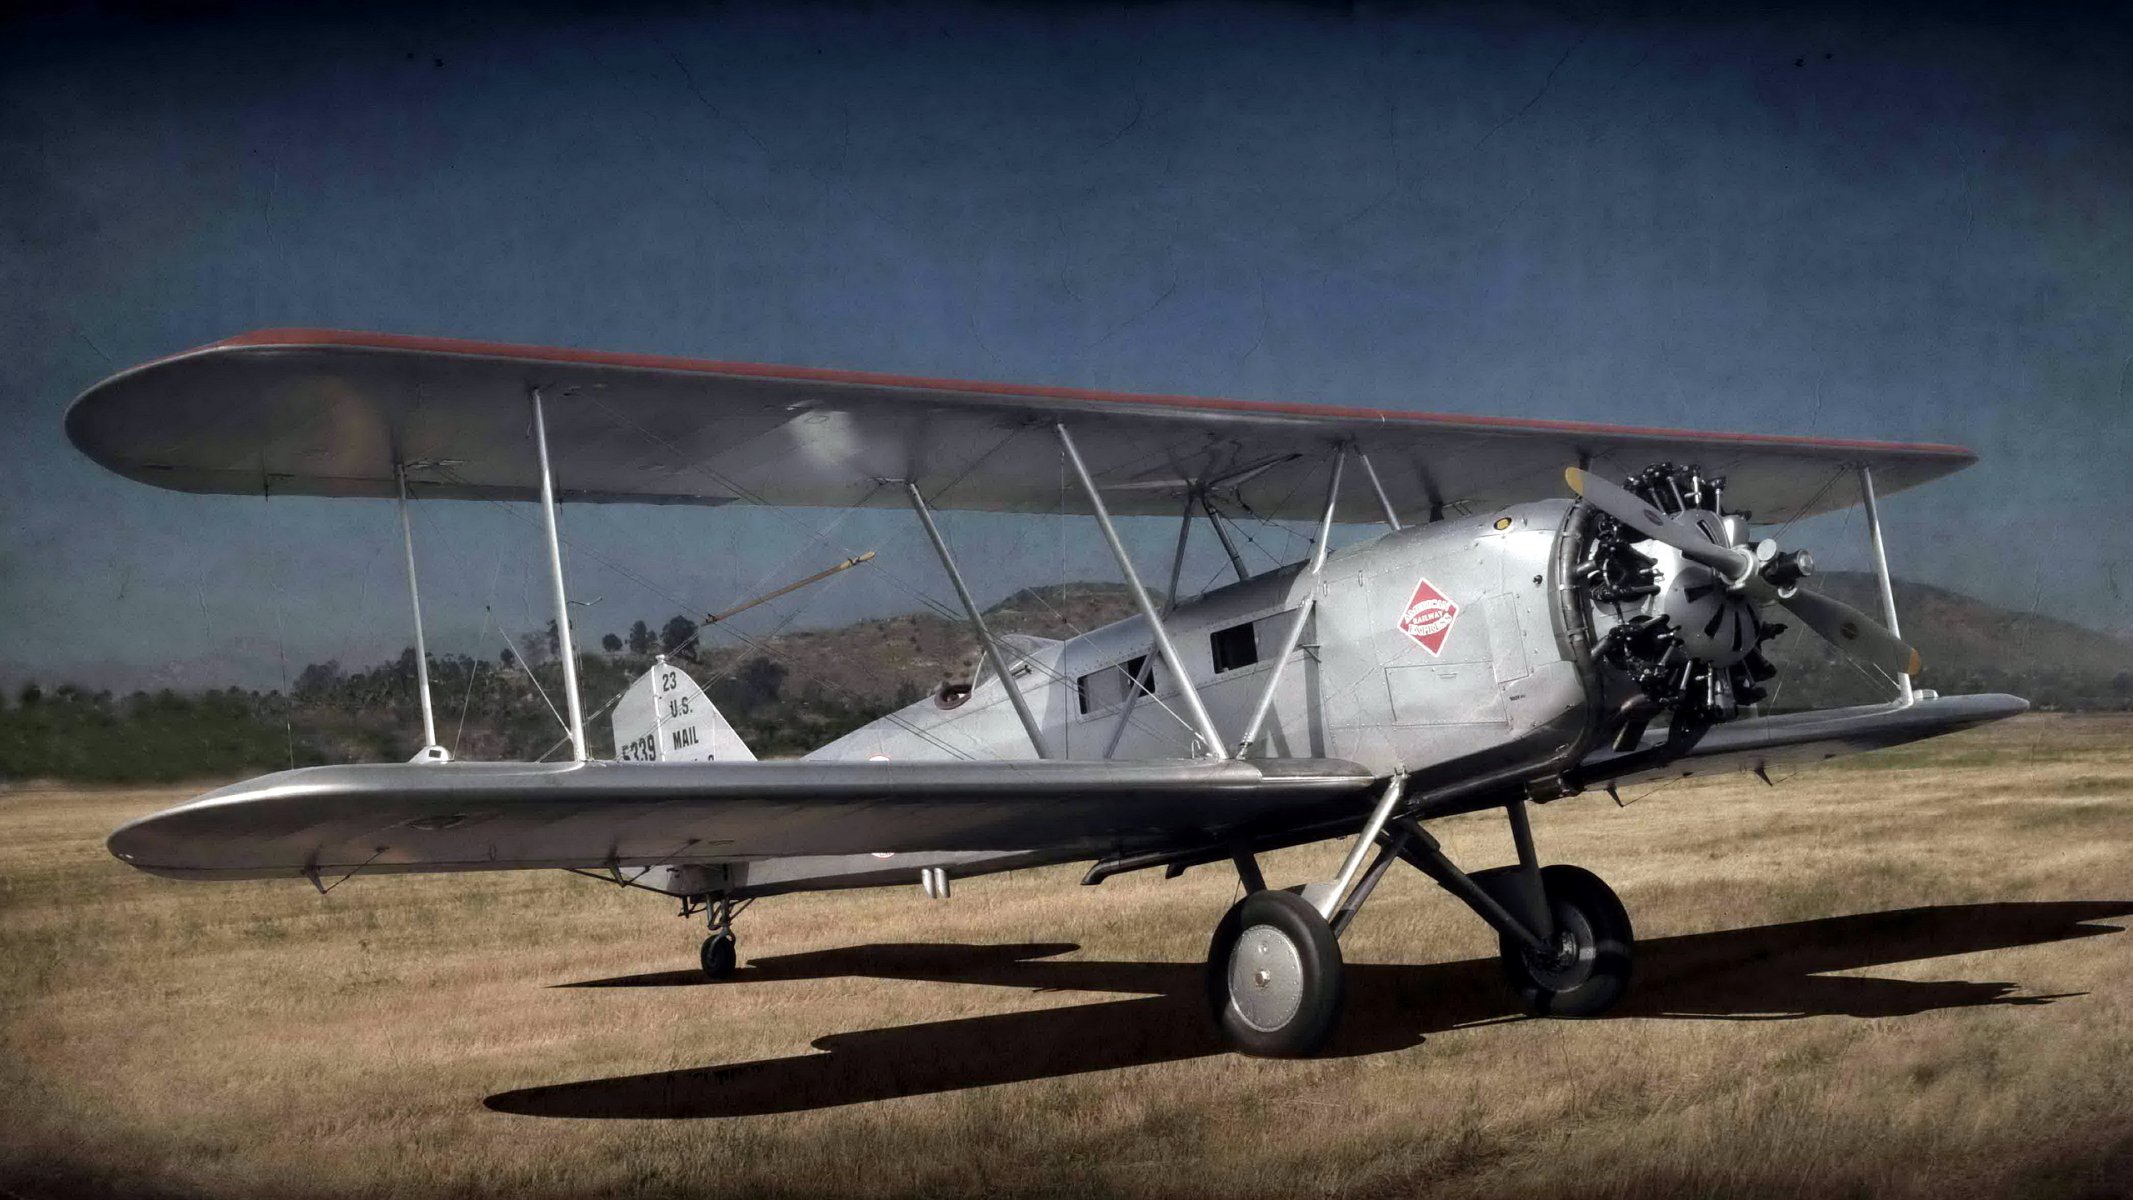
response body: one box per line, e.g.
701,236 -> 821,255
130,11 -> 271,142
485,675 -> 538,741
1482,864 -> 1633,1016
1205,889 -> 1344,1057
700,931 -> 737,979
1202,785 -> 1636,1056
696,894 -> 745,981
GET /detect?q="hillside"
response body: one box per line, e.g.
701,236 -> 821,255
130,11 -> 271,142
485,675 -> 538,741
1757,572 -> 2133,710
2,574 -> 2127,782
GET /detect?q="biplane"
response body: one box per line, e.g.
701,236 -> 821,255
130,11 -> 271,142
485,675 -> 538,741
68,329 -> 2025,1056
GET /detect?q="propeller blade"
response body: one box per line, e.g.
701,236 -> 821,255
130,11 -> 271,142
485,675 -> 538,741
1564,467 -> 1750,576
1777,588 -> 1923,677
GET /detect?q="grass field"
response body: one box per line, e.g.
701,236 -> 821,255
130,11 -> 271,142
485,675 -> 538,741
3,714 -> 2130,1199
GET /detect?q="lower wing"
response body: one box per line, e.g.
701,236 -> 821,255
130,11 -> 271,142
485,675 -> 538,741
108,757 -> 1378,881
1569,692 -> 2028,791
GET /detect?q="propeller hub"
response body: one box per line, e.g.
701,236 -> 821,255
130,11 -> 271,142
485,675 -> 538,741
1761,548 -> 1814,592
1641,541 -> 1763,670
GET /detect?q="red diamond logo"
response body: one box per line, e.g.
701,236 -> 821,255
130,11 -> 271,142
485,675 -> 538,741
1397,576 -> 1459,656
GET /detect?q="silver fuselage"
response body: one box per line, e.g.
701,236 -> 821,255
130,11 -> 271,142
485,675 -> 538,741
811,500 -> 1592,782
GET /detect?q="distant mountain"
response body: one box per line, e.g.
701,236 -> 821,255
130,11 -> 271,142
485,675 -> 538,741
1756,572 -> 2133,710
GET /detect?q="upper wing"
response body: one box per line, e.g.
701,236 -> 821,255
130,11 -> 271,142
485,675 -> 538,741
68,328 -> 1976,524
1567,693 -> 2030,791
108,757 -> 1378,881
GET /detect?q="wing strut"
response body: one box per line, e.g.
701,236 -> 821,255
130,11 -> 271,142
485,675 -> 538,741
905,482 -> 1053,759
1102,491 -> 1198,759
1199,490 -> 1252,582
1357,450 -> 1403,532
1056,424 -> 1227,759
394,463 -> 448,762
1236,445 -> 1346,756
531,389 -> 588,762
1857,465 -> 1913,706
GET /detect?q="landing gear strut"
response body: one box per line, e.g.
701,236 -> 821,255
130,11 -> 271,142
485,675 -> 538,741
1204,785 -> 1635,1056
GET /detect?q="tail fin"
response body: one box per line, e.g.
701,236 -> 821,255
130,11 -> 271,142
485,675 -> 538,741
611,656 -> 757,763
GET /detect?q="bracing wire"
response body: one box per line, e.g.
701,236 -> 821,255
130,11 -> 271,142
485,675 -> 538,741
451,529 -> 516,757
552,424 -> 1065,758
452,654 -> 484,757
1771,465 -> 1847,543
492,618 -> 570,738
524,542 -> 868,764
435,467 -> 986,763
575,391 -> 991,632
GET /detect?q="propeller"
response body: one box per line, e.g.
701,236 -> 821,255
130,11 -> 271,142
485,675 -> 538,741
1770,588 -> 1922,678
1565,468 -> 1762,578
1565,466 -> 1921,678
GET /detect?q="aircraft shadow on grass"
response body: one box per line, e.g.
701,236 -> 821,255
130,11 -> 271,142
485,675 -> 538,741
484,900 -> 2130,1120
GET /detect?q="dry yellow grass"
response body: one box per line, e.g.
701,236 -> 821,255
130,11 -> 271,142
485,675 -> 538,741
3,714 -> 2130,1199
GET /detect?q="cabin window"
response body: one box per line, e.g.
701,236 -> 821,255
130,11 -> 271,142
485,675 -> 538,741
1209,621 -> 1260,673
1076,654 -> 1157,714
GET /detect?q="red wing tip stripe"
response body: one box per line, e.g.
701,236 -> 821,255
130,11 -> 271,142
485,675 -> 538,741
146,327 -> 1974,461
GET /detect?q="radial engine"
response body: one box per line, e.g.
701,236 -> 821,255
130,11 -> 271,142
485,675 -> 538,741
1572,462 -> 1827,747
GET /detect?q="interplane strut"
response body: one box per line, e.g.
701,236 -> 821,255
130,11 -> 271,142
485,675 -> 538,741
1056,423 -> 1227,759
1235,445 -> 1346,757
394,461 -> 447,761
530,388 -> 588,762
1857,464 -> 1913,705
906,481 -> 1054,759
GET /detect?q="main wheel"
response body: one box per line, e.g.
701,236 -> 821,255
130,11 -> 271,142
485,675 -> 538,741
699,931 -> 738,980
1204,888 -> 1344,1057
1486,864 -> 1633,1017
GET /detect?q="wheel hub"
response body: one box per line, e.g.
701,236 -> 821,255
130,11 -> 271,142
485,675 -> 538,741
1227,923 -> 1305,1032
1520,909 -> 1597,991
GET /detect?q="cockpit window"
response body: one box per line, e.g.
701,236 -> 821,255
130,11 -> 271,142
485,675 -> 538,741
934,635 -> 1052,709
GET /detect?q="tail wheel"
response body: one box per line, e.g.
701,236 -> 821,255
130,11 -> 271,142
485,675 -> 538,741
1493,865 -> 1633,1017
1204,888 -> 1344,1057
699,931 -> 738,980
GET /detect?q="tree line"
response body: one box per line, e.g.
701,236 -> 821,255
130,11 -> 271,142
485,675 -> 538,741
1,613 -> 894,782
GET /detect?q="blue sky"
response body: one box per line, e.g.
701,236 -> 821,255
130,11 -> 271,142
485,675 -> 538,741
3,2 -> 2129,692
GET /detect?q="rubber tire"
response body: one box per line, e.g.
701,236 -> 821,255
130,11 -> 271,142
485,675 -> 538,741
1204,888 -> 1345,1057
699,932 -> 738,980
1487,864 -> 1633,1017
